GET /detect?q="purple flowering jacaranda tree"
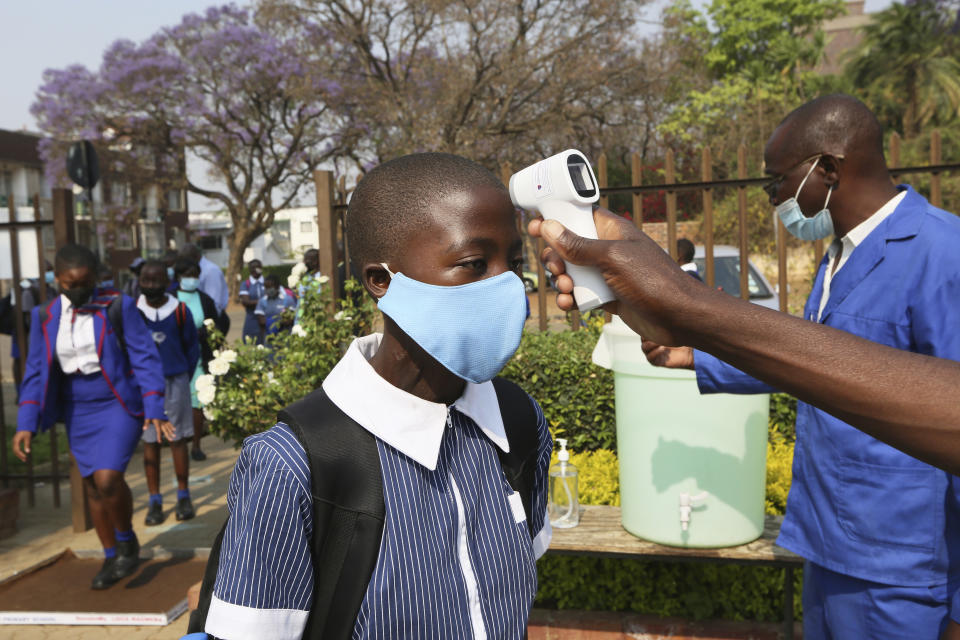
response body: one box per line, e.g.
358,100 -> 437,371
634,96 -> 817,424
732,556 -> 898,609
32,4 -> 355,295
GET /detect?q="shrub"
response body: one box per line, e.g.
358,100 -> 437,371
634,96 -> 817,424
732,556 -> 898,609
501,318 -> 616,451
200,279 -> 378,444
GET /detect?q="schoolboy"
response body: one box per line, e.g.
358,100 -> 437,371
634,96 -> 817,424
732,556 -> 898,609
191,153 -> 552,640
238,259 -> 264,343
137,261 -> 201,524
254,273 -> 297,342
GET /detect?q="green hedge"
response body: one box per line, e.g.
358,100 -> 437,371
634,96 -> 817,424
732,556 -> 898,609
501,319 -> 616,451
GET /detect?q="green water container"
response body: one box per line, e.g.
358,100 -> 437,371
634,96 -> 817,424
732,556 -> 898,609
592,316 -> 769,548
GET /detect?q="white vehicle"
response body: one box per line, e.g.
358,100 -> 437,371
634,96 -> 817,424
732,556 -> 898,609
693,245 -> 779,311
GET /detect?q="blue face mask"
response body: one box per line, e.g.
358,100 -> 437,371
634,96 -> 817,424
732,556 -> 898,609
98,279 -> 114,289
377,265 -> 527,384
180,277 -> 200,292
776,156 -> 834,241
167,267 -> 175,279
45,270 -> 55,285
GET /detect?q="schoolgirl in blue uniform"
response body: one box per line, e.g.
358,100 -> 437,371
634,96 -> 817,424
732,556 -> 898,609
137,260 -> 201,525
13,244 -> 172,590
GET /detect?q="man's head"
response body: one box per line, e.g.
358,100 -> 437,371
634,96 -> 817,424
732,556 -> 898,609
180,243 -> 203,263
346,152 -> 522,300
677,238 -> 695,265
138,260 -> 169,301
249,259 -> 263,278
265,274 -> 281,298
763,94 -> 894,234
55,244 -> 98,305
302,249 -> 319,274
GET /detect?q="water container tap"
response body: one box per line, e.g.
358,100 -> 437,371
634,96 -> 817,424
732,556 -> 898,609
679,491 -> 708,531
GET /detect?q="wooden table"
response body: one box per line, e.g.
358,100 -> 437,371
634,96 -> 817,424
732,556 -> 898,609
547,505 -> 803,639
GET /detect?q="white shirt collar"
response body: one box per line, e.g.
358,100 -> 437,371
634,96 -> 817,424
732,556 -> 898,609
830,190 -> 907,261
322,334 -> 509,470
249,275 -> 264,284
680,262 -> 698,272
137,293 -> 178,321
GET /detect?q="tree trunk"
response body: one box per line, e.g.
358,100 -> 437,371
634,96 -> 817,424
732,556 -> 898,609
224,227 -> 259,301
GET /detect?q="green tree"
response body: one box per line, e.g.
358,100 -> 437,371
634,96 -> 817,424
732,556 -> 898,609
660,0 -> 843,157
846,0 -> 960,138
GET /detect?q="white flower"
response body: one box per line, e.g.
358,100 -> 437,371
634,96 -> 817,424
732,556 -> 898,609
202,407 -> 215,421
195,374 -> 216,391
220,349 -> 238,363
291,262 -> 307,277
317,274 -> 330,284
257,344 -> 266,350
266,372 -> 279,385
291,324 -> 307,337
197,385 -> 217,405
333,311 -> 353,322
209,358 -> 230,376
287,273 -> 300,289
203,318 -> 215,330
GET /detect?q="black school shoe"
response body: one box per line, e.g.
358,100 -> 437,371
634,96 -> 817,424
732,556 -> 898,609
91,557 -> 120,590
175,496 -> 195,521
111,537 -> 141,582
144,501 -> 165,526
191,448 -> 206,461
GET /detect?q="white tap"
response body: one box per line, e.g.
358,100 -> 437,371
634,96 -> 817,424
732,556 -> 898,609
679,491 -> 709,531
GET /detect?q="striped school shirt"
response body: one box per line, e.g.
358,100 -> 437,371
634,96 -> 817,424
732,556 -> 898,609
205,334 -> 552,640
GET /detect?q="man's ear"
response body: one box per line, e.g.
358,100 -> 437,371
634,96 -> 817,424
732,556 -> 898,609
362,262 -> 391,299
819,154 -> 842,189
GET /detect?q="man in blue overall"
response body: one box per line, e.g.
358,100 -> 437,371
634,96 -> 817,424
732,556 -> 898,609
643,94 -> 960,638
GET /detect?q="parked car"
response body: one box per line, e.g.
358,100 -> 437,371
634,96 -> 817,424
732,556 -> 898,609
692,245 -> 779,311
521,267 -> 556,293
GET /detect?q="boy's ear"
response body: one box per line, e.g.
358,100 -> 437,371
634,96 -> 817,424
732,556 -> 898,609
362,262 -> 391,299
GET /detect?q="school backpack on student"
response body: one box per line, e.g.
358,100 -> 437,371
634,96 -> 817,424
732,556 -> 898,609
188,377 -> 539,640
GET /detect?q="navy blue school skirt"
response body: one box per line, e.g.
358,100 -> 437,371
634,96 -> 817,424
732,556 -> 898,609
63,372 -> 142,477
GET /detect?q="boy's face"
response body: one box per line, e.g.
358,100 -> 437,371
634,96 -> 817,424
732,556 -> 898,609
373,184 -> 523,293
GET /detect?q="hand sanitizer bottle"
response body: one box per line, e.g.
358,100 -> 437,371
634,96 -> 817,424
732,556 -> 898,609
549,439 -> 580,528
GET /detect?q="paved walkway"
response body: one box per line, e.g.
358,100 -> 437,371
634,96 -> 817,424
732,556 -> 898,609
0,436 -> 239,639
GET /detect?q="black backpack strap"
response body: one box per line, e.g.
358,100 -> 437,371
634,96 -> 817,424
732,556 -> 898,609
186,519 -> 228,635
280,388 -> 385,640
491,377 -> 541,538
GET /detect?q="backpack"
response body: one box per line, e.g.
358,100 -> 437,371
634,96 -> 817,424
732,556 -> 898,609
188,377 -> 539,639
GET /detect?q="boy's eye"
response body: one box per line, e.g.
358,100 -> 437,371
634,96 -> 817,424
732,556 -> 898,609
460,259 -> 487,274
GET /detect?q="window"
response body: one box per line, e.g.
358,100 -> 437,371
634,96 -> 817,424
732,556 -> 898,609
114,224 -> 137,250
694,257 -> 773,300
167,189 -> 185,211
0,171 -> 12,207
110,182 -> 131,205
199,234 -> 223,251
300,220 -> 313,233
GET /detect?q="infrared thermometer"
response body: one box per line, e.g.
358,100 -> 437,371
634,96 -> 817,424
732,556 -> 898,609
509,149 -> 616,311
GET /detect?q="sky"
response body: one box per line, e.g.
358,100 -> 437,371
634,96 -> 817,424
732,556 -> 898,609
0,0 -> 894,208
0,0 -> 896,133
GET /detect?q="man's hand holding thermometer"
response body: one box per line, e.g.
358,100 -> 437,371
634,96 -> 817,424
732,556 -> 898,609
509,150 -> 617,311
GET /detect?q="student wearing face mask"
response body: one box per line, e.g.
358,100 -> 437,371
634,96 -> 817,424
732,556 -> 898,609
189,153 -> 551,640
13,244 -> 172,590
253,273 -> 296,344
174,259 -> 227,462
238,259 -> 265,344
638,95 -> 960,639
